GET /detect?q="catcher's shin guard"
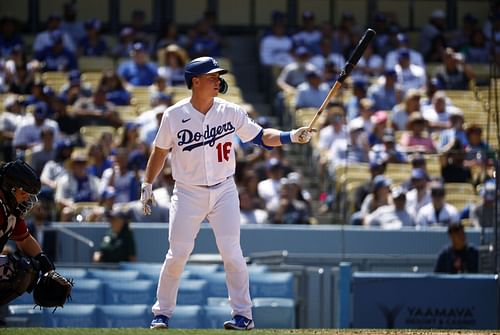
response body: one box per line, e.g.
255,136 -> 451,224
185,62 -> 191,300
0,253 -> 38,305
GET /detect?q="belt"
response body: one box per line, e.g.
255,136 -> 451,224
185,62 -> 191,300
196,176 -> 231,188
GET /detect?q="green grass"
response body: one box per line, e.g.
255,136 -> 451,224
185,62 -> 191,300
1,329 -> 497,335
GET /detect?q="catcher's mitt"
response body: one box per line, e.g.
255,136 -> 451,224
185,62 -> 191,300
33,270 -> 73,309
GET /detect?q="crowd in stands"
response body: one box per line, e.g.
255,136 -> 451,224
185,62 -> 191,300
0,2 -> 497,237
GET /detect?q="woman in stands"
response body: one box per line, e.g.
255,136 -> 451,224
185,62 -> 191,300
97,70 -> 131,106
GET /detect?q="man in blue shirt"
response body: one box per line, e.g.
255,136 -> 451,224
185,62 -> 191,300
35,30 -> 78,72
117,42 -> 157,86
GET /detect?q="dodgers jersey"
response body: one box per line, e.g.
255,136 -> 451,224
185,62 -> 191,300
153,97 -> 262,186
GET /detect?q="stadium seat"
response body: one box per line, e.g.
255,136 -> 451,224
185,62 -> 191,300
97,304 -> 150,328
79,56 -> 114,72
8,304 -> 44,327
104,279 -> 156,305
203,305 -> 232,329
246,264 -> 269,274
195,272 -> 228,297
87,269 -> 140,282
249,272 -> 295,298
177,279 -> 208,305
119,262 -> 164,280
184,264 -> 219,279
168,305 -> 203,329
69,279 -> 104,304
206,296 -> 230,306
56,267 -> 88,279
252,297 -> 296,328
43,304 -> 97,328
10,292 -> 33,305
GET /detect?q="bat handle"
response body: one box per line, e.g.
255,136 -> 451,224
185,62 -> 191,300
307,81 -> 343,129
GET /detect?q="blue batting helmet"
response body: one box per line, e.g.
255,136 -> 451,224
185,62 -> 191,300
184,57 -> 228,90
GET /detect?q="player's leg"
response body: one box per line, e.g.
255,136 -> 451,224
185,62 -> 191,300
207,179 -> 253,327
152,183 -> 209,324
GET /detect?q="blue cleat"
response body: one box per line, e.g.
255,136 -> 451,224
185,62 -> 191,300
150,314 -> 169,329
223,315 -> 255,330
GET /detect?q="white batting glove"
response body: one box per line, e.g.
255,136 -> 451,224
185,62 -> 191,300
140,182 -> 156,215
291,127 -> 315,144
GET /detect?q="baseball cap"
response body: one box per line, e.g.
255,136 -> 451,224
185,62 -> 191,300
398,49 -> 410,59
391,186 -> 405,199
371,111 -> 388,125
430,182 -> 445,197
480,179 -> 496,201
373,175 -> 392,191
287,172 -> 302,185
305,69 -> 321,78
448,107 -> 464,119
84,19 -> 102,31
50,30 -> 64,45
348,118 -> 364,132
447,222 -> 464,234
396,33 -> 409,44
384,69 -> 397,77
295,46 -> 310,57
3,95 -> 19,110
132,42 -> 146,52
266,157 -> 283,170
120,27 -> 134,37
33,101 -> 49,119
184,57 -> 228,89
411,168 -> 428,180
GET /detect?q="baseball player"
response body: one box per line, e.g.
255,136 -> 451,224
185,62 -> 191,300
142,56 -> 313,330
0,160 -> 70,307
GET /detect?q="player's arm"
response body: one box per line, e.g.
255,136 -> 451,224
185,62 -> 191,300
144,146 -> 170,183
16,235 -> 42,258
260,127 -> 315,147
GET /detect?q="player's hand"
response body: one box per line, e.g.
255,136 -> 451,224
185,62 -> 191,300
291,127 -> 316,144
140,182 -> 156,215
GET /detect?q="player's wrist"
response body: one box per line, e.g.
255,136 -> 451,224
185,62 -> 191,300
280,131 -> 292,144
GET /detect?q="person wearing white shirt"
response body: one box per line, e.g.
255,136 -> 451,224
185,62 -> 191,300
405,168 -> 432,220
309,37 -> 345,72
385,33 -> 425,70
259,20 -> 294,68
394,50 -> 427,94
294,69 -> 330,109
257,158 -> 285,211
416,183 -> 460,227
292,11 -> 322,55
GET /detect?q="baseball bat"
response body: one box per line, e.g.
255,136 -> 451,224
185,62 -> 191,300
306,28 -> 376,129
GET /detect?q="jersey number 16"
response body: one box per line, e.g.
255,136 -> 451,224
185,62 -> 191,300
216,142 -> 232,162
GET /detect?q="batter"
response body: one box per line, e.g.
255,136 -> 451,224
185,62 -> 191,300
141,56 -> 313,330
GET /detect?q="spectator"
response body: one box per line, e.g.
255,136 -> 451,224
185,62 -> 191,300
117,42 -> 158,86
156,22 -> 189,51
368,111 -> 388,146
422,91 -> 461,131
463,29 -> 489,64
330,118 -> 369,171
379,129 -> 407,163
276,46 -> 317,95
12,101 -> 61,152
365,186 -> 414,228
440,139 -> 472,184
40,139 -> 73,192
471,179 -> 498,228
55,150 -> 100,221
87,143 -> 113,179
157,44 -> 189,87
35,30 -> 78,72
334,11 -> 357,56
93,209 -> 136,263
26,197 -> 57,261
130,9 -> 154,51
293,10 -> 322,54
52,94 -> 83,138
351,43 -> 384,82
257,157 -> 285,210
345,79 -> 368,121
385,33 -> 425,70
0,95 -> 26,161
28,127 -> 56,176
400,112 -> 436,154
405,168 -> 431,218
118,122 -> 144,152
33,14 -> 75,53
434,222 -> 478,273
97,70 -> 131,106
78,19 -> 108,56
112,27 -> 135,58
259,13 -> 293,68
391,88 -> 422,131
269,177 -> 310,225
238,187 -> 268,225
371,12 -> 390,56
434,48 -> 475,90
464,124 -> 494,166
99,148 -> 141,204
8,62 -> 35,95
419,9 -> 447,57
287,171 -> 312,213
449,14 -> 479,51
0,17 -> 24,58
60,70 -> 93,105
72,88 -> 123,127
359,174 -> 393,218
425,34 -> 448,63
310,37 -> 345,73
352,159 -> 387,214
140,104 -> 165,146
294,69 -> 330,109
368,69 -> 402,111
437,107 -> 467,151
416,182 -> 460,226
318,106 -> 348,180
394,49 -> 427,94
187,15 -> 224,58
60,2 -> 85,45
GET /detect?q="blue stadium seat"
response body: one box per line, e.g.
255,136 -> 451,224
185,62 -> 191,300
69,279 -> 104,304
10,292 -> 33,305
246,264 -> 269,274
203,305 -> 232,329
177,279 -> 208,305
8,304 -> 44,327
249,272 -> 295,298
43,304 -> 97,327
168,305 -> 203,329
184,264 -> 219,279
87,269 -> 140,282
194,272 -> 227,297
252,297 -> 296,328
56,267 -> 88,279
206,297 -> 230,306
97,305 -> 150,328
119,262 -> 163,281
104,280 -> 156,305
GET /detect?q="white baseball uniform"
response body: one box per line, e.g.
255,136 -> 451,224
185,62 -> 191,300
151,97 -> 262,320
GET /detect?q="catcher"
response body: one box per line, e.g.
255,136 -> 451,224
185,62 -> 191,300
0,160 -> 72,309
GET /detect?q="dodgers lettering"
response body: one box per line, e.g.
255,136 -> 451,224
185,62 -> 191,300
177,122 -> 236,151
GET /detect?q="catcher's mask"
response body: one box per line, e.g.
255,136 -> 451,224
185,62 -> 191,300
184,56 -> 229,94
0,160 -> 41,216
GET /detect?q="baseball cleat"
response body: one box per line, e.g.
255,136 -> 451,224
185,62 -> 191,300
150,314 -> 169,329
223,315 -> 255,330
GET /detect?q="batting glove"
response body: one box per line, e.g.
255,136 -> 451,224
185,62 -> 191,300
291,127 -> 315,144
140,182 -> 156,215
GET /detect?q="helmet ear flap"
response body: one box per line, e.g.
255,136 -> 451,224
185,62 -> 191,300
219,77 -> 228,94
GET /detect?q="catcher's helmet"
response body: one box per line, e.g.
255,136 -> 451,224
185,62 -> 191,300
184,57 -> 228,93
0,160 -> 41,216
